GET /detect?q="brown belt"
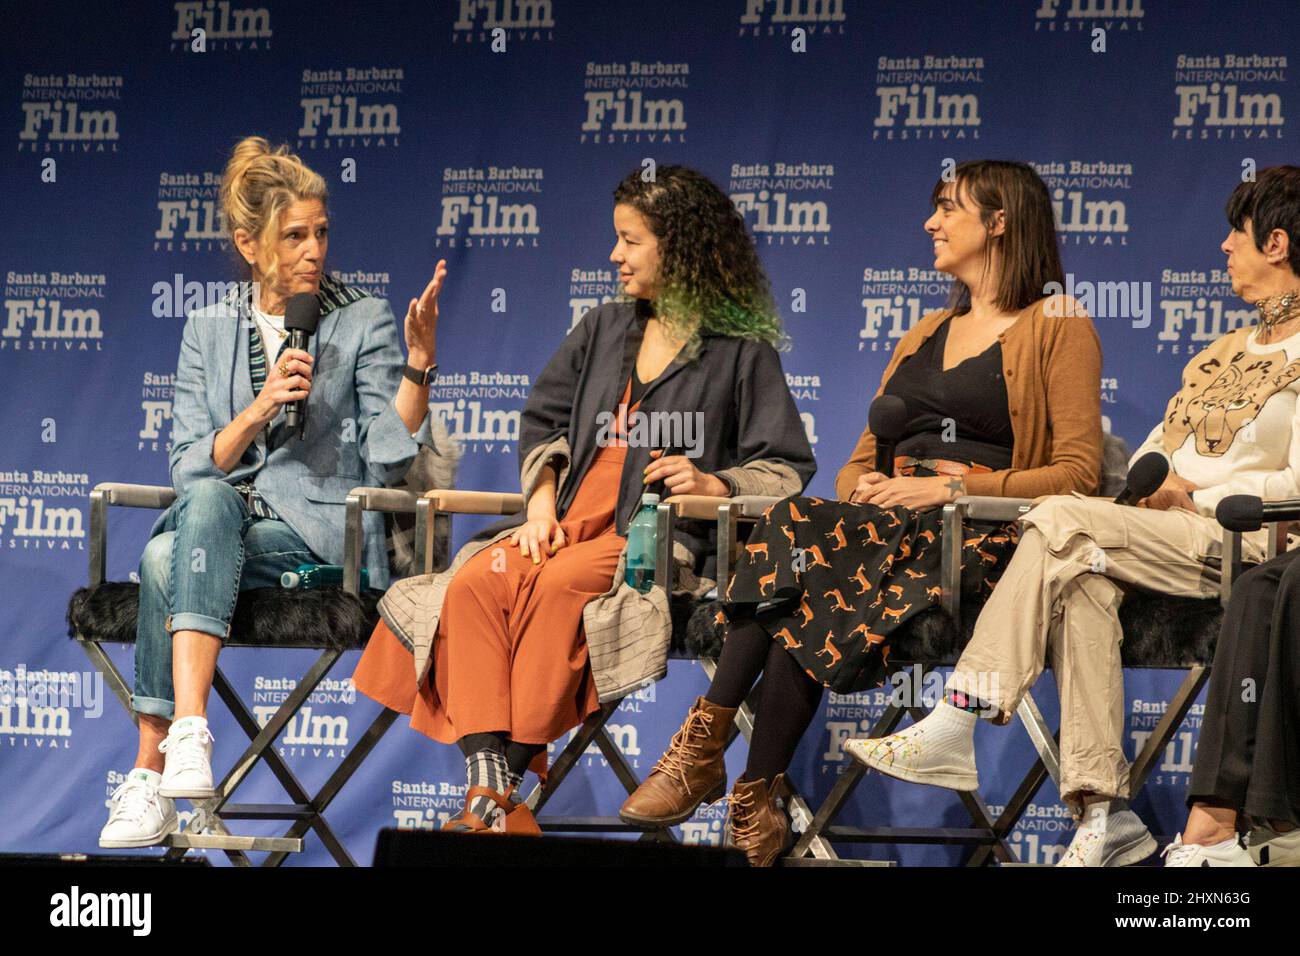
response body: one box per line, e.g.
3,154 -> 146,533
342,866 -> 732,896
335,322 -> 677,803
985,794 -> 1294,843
894,455 -> 992,478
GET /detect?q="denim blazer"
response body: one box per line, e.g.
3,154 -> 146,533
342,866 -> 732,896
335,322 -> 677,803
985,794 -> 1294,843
148,275 -> 441,589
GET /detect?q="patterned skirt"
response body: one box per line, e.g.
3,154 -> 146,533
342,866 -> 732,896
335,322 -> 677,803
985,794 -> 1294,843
719,470 -> 1020,694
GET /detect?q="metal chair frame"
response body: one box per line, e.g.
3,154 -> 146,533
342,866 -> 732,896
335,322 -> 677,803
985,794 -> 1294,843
75,482 -> 419,866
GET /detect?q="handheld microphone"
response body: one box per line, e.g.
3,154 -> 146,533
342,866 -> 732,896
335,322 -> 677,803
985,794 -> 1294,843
284,292 -> 321,439
1216,494 -> 1300,532
1114,452 -> 1169,506
868,395 -> 909,478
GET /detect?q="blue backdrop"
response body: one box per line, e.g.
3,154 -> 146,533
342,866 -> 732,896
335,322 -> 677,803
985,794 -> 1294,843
1,0 -> 1294,864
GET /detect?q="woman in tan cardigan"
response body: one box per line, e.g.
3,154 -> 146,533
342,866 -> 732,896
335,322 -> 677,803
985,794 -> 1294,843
620,160 -> 1103,864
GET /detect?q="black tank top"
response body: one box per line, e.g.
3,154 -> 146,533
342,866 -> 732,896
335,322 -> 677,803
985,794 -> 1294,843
882,318 -> 1015,469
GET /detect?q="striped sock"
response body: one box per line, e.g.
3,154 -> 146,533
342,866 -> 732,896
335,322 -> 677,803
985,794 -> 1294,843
463,750 -> 511,828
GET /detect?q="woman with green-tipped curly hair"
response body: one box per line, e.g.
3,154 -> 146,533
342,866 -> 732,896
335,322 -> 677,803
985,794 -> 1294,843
352,165 -> 816,834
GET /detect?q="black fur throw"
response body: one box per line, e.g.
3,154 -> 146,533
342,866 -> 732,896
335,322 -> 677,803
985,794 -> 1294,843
681,591 -> 1224,668
67,582 -> 380,651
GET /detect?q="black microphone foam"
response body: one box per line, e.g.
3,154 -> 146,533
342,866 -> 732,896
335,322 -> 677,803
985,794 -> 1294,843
869,395 -> 909,442
283,292 -> 320,438
1216,494 -> 1264,533
868,395 -> 909,478
1115,452 -> 1169,505
285,292 -> 321,334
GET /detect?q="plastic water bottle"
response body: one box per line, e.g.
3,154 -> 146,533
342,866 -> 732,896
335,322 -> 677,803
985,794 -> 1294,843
280,563 -> 370,591
624,493 -> 660,593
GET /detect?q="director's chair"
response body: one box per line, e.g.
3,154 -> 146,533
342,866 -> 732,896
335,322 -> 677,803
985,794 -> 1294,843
67,482 -> 424,866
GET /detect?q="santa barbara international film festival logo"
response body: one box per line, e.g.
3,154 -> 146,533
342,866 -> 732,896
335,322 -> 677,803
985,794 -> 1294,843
155,170 -> 226,253
392,776 -> 467,831
788,371 -> 820,449
1156,263 -> 1256,355
546,683 -> 652,770
251,674 -> 354,758
169,1 -> 271,52
450,0 -> 555,43
568,265 -> 621,330
1130,696 -> 1201,789
296,65 -> 403,150
139,372 -> 174,454
729,161 -> 833,247
430,369 -> 529,454
1,664 -> 104,750
435,166 -> 542,249
0,467 -> 88,555
872,53 -> 982,141
1032,0 -> 1144,32
858,263 -> 949,353
580,61 -> 689,146
738,0 -> 846,38
18,73 -> 121,154
2,270 -> 105,354
1031,158 -> 1132,248
1173,52 -> 1286,142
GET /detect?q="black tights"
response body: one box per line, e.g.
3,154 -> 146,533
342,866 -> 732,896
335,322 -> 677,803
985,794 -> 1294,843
705,612 -> 824,784
457,733 -> 544,778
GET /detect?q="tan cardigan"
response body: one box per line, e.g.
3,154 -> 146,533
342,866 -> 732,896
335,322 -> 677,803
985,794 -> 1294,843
836,297 -> 1104,501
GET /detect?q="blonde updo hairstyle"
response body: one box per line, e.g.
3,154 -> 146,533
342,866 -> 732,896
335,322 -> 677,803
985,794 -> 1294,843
220,136 -> 328,281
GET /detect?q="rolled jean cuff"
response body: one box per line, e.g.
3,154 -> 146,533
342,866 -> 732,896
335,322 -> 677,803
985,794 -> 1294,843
167,611 -> 230,640
132,694 -> 175,721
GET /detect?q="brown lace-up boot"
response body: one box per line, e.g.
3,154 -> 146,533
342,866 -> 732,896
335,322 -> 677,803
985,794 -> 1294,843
726,773 -> 792,867
619,696 -> 737,828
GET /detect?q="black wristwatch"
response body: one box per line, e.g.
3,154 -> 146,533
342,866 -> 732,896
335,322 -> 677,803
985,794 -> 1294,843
403,362 -> 438,386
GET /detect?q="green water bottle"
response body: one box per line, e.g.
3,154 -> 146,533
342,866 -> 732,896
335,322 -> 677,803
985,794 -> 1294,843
624,493 -> 660,593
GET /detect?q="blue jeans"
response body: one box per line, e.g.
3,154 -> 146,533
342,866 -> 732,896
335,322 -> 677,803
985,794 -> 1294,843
132,478 -> 319,719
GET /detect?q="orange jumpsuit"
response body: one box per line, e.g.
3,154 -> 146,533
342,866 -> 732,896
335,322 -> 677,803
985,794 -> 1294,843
354,381 -> 642,745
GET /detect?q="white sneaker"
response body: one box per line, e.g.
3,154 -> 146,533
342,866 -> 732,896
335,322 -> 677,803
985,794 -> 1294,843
1162,833 -> 1255,867
844,701 -> 979,791
1247,826 -> 1300,867
1058,807 -> 1157,867
99,769 -> 178,848
159,716 -> 216,799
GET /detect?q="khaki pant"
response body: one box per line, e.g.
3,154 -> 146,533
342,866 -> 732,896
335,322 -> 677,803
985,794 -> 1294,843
947,494 -> 1266,814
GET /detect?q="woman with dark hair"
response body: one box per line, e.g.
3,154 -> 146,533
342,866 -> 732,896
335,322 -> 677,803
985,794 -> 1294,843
866,167 -> 1300,868
99,137 -> 453,848
1162,165 -> 1300,868
621,160 -> 1103,865
352,166 -> 816,834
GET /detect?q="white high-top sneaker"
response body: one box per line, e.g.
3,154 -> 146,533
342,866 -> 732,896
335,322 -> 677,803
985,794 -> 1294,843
1162,833 -> 1255,867
844,700 -> 979,791
1058,807 -> 1157,867
159,716 -> 216,799
99,768 -> 178,848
